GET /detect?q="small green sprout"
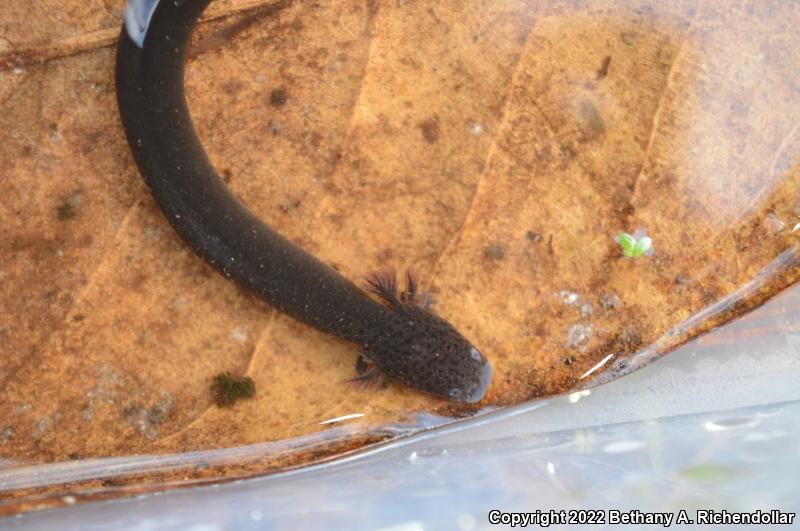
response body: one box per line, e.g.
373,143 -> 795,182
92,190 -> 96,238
616,229 -> 653,258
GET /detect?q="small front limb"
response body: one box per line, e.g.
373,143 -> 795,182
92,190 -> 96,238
349,352 -> 387,390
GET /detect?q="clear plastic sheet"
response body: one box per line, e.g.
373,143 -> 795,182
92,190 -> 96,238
5,284 -> 800,529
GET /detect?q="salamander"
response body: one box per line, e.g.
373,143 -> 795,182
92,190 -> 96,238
114,0 -> 492,403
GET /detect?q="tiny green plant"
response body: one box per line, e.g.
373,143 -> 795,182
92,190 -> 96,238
616,229 -> 653,258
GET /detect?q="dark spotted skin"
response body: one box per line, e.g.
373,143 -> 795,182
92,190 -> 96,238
358,271 -> 492,402
115,0 -> 492,403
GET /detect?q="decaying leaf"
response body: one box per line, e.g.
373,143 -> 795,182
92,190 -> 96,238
1,0 -> 799,514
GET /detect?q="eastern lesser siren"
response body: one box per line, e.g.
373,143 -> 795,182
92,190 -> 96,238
115,0 -> 492,403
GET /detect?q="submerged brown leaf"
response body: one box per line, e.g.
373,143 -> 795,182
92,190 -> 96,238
2,0 -> 800,514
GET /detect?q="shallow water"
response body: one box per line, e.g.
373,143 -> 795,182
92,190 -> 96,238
1,0 -> 799,513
